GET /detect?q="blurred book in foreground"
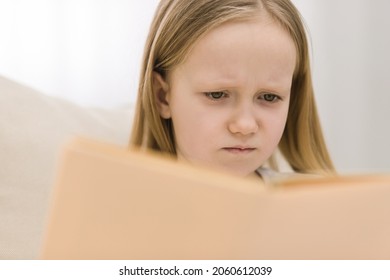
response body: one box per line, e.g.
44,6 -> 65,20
41,137 -> 390,259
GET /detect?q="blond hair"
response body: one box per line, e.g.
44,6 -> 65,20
130,0 -> 335,174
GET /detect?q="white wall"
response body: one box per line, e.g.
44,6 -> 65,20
0,0 -> 159,108
1,0 -> 390,173
294,0 -> 390,173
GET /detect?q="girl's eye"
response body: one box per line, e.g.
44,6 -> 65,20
260,93 -> 280,103
204,91 -> 228,100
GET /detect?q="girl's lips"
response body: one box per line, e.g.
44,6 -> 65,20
223,147 -> 256,154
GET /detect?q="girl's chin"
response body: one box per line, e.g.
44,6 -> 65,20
212,166 -> 260,178
176,155 -> 260,178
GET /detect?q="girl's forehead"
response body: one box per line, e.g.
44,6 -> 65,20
171,17 -> 296,80
167,17 -> 296,95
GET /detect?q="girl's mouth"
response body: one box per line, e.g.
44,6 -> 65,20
223,147 -> 256,154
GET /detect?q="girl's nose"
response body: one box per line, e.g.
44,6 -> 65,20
228,107 -> 259,135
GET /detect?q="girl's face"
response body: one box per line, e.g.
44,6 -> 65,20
155,16 -> 296,177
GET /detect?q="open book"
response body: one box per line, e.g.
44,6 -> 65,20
41,138 -> 390,259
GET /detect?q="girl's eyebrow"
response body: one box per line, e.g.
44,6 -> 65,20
194,77 -> 292,93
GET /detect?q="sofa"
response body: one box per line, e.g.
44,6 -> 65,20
0,76 -> 133,259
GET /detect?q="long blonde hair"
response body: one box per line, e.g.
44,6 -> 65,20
130,0 -> 335,174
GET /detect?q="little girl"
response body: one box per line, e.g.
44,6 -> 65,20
130,0 -> 335,180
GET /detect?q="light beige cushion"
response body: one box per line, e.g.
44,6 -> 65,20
0,76 -> 133,259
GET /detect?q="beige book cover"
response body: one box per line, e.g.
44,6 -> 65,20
41,138 -> 390,259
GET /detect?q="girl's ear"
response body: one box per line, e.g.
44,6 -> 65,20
153,71 -> 171,119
